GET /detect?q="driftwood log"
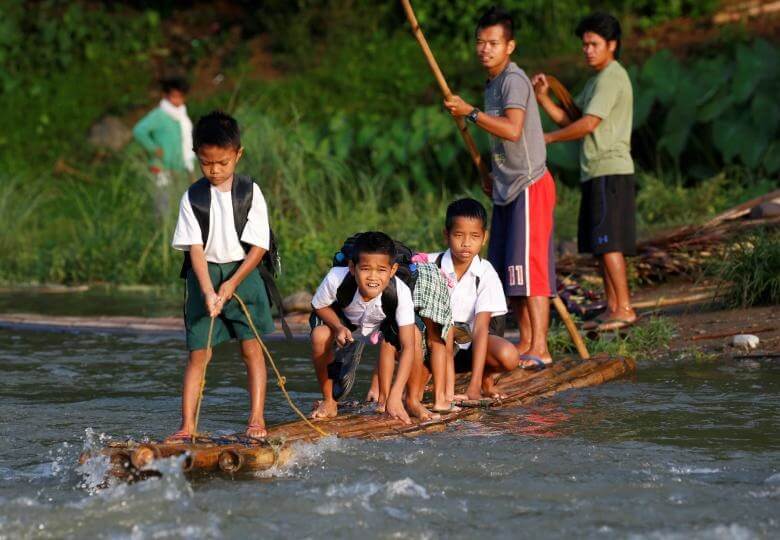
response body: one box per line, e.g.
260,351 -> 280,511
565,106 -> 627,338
83,354 -> 635,481
558,190 -> 780,283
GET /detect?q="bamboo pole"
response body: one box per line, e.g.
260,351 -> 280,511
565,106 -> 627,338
399,0 -> 491,190
400,0 -> 590,360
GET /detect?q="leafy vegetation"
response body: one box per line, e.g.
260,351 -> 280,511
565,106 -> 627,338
0,0 -> 775,295
549,316 -> 675,359
708,229 -> 780,308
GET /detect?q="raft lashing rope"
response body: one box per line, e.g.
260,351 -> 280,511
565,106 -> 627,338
192,292 -> 329,441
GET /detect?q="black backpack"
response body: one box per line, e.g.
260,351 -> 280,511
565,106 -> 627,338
180,175 -> 291,340
330,233 -> 418,348
433,252 -> 505,337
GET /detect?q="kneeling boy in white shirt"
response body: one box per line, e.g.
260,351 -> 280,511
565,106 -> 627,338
310,232 -> 418,424
426,198 -> 520,401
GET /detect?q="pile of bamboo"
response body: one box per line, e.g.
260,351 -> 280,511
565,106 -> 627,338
83,354 -> 635,481
558,190 -> 780,282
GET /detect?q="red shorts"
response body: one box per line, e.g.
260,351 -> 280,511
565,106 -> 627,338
488,170 -> 556,297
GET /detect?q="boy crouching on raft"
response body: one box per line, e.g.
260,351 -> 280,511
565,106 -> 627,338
310,232 -> 452,424
420,198 -> 519,401
168,111 -> 275,441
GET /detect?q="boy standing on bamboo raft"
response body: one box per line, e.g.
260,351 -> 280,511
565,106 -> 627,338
445,7 -> 556,370
167,111 -> 275,442
533,13 -> 637,332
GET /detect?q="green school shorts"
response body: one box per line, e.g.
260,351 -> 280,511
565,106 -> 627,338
184,261 -> 275,351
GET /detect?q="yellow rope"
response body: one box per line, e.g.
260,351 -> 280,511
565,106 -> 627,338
233,292 -> 329,437
192,316 -> 215,443
190,292 -> 329,439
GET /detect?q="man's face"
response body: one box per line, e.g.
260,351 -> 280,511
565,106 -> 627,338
350,253 -> 397,301
165,89 -> 186,107
445,216 -> 486,266
476,25 -> 515,71
581,31 -> 615,68
196,145 -> 243,187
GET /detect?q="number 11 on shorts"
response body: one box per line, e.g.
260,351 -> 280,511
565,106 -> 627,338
507,265 -> 524,286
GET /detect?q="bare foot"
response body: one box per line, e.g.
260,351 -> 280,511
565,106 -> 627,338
406,400 -> 441,422
310,399 -> 338,419
465,386 -> 483,401
375,400 -> 386,414
246,422 -> 267,439
385,397 -> 411,425
365,387 -> 380,403
452,393 -> 469,402
481,376 -> 507,400
164,428 -> 193,444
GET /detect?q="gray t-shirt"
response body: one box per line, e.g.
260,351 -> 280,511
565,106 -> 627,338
484,62 -> 547,206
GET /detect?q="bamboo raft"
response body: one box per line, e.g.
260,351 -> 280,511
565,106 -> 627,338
82,354 -> 635,481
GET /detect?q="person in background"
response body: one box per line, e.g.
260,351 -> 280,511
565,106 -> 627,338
532,13 -> 638,332
133,76 -> 196,192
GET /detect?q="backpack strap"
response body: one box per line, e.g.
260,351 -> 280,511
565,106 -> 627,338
334,272 -> 359,309
379,278 -> 400,348
232,174 -> 253,247
435,251 -> 479,292
179,177 -> 212,278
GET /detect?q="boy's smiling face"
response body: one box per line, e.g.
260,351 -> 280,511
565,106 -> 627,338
197,144 -> 243,189
445,216 -> 486,266
349,253 -> 398,301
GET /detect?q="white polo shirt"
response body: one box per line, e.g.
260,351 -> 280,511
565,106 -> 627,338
311,267 -> 416,337
172,181 -> 270,263
427,250 -> 507,347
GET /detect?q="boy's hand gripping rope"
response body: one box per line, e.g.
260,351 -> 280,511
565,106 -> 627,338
191,293 -> 329,441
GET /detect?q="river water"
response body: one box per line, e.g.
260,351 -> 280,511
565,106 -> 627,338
1,323 -> 778,539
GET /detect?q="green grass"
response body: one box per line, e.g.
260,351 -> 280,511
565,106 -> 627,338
549,315 -> 676,359
708,229 -> 780,308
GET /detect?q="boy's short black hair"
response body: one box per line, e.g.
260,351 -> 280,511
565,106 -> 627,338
475,6 -> 514,41
445,198 -> 488,230
352,232 -> 396,264
575,12 -> 622,59
193,111 -> 241,151
160,76 -> 189,94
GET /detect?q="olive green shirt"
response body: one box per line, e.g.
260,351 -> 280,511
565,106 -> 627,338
575,60 -> 635,181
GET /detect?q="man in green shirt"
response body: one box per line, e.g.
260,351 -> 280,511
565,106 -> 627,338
533,12 -> 637,331
133,77 -> 196,187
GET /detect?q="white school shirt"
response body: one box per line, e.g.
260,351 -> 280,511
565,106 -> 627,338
311,267 -> 416,337
427,250 -> 507,348
171,181 -> 270,262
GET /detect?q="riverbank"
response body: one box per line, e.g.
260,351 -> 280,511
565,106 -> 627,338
2,278 -> 777,360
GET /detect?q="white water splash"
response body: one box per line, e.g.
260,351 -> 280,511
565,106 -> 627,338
252,435 -> 345,478
385,478 -> 429,500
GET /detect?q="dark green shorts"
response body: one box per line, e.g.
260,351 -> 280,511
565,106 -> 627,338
184,261 -> 275,351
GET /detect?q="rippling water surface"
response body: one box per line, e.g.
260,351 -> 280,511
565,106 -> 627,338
1,326 -> 778,539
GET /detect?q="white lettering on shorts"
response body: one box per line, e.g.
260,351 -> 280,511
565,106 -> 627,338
507,265 -> 524,287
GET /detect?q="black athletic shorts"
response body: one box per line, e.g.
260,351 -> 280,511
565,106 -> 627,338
578,174 -> 636,256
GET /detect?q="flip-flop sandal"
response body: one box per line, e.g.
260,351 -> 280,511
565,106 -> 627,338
595,316 -> 639,333
519,354 -> 551,371
582,313 -> 610,330
432,404 -> 462,414
328,340 -> 366,401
